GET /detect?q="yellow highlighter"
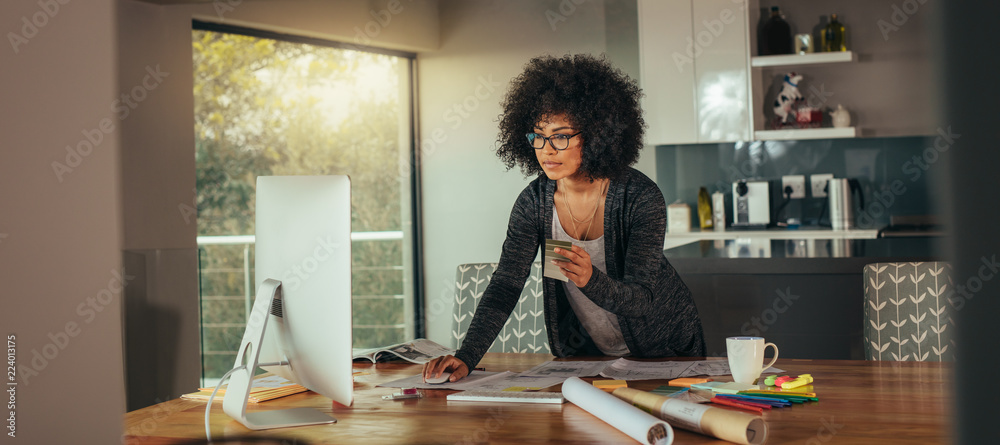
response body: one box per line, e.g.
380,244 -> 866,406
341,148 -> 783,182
781,374 -> 813,389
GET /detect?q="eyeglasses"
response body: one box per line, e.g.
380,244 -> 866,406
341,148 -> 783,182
526,131 -> 582,151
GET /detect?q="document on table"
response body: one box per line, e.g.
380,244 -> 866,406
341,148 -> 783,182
599,359 -> 697,380
464,373 -> 566,391
378,371 -> 515,390
520,360 -> 614,378
598,358 -> 785,380
686,360 -> 785,377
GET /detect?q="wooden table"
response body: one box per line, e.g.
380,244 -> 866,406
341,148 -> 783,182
123,354 -> 950,444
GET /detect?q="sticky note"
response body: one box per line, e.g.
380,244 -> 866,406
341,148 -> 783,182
713,382 -> 759,394
690,381 -> 726,391
668,377 -> 713,388
592,379 -> 628,392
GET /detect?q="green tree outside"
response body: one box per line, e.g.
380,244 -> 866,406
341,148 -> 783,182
193,30 -> 411,379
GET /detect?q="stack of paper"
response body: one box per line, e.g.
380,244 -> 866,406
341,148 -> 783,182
181,374 -> 307,404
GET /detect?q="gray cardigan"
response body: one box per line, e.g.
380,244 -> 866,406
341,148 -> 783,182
454,168 -> 705,369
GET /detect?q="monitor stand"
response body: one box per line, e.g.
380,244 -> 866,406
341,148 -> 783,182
221,279 -> 337,430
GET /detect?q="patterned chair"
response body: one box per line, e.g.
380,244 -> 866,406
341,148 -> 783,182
452,263 -> 550,354
863,262 -> 955,361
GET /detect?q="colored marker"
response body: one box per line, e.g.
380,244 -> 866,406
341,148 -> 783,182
781,374 -> 813,389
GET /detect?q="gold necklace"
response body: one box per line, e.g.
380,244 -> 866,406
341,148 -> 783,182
562,179 -> 606,224
580,180 -> 608,241
561,179 -> 607,240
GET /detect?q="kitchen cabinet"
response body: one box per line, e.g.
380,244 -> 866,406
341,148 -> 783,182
638,0 -> 697,145
638,0 -> 750,145
639,0 -> 939,144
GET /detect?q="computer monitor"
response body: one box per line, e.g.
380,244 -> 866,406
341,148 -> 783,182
221,175 -> 353,430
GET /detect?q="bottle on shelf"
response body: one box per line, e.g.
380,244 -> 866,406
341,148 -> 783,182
822,13 -> 847,52
759,6 -> 792,55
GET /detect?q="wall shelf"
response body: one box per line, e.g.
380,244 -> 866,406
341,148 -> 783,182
751,51 -> 855,68
755,126 -> 857,141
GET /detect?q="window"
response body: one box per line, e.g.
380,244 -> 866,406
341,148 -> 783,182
192,23 -> 420,384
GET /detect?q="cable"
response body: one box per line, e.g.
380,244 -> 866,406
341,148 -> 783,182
817,195 -> 830,227
772,186 -> 793,224
205,360 -> 290,442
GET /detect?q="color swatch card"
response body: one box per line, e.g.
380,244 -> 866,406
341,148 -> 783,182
544,239 -> 573,282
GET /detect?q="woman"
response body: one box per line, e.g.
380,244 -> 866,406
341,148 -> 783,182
424,54 -> 705,383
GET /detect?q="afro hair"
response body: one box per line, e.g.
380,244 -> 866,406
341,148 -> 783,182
495,53 -> 646,180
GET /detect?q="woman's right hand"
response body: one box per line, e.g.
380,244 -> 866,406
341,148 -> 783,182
422,355 -> 469,383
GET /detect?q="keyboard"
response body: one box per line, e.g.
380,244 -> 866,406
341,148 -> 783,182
446,390 -> 566,404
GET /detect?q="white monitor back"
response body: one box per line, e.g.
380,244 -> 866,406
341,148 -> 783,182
255,175 -> 353,407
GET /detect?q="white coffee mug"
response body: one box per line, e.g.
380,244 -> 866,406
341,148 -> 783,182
727,337 -> 779,385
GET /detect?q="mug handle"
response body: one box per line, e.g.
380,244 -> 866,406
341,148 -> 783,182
763,342 -> 779,371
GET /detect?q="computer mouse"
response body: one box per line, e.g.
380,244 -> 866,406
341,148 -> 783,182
424,371 -> 452,384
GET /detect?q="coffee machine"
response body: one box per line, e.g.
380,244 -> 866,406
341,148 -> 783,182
732,180 -> 771,228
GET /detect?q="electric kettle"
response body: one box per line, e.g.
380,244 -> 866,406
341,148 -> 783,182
828,178 -> 864,230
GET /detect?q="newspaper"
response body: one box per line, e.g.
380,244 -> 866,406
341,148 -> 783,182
599,358 -> 785,380
352,338 -> 455,364
379,371 -> 566,392
519,360 -> 614,378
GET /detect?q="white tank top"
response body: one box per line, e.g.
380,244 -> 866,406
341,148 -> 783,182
552,208 -> 630,356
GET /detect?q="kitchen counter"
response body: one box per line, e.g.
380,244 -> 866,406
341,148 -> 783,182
665,237 -> 942,275
665,236 -> 945,360
663,226 -> 880,249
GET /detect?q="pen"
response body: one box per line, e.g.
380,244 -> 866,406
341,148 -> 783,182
474,367 -> 486,371
715,394 -> 792,407
710,396 -> 763,414
740,391 -> 818,402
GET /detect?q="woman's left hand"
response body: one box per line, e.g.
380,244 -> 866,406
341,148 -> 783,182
553,245 -> 593,288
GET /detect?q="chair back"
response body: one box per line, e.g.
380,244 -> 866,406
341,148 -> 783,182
863,262 -> 955,361
452,263 -> 549,354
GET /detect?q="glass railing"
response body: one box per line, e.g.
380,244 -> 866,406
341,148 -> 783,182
197,232 -> 407,385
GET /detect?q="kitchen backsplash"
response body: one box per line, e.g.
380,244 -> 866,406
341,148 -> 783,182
654,136 -> 944,229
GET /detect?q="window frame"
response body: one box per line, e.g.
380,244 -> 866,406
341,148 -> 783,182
191,19 -> 426,340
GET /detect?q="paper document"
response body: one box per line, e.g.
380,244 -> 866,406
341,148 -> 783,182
352,338 -> 455,364
598,359 -> 785,381
685,360 -> 784,377
543,239 -> 572,282
684,360 -> 731,376
226,374 -> 296,389
599,359 -> 697,380
378,371 -> 515,390
520,360 -> 614,378
468,374 -> 566,391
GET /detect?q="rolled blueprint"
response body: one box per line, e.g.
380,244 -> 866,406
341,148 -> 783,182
612,387 -> 768,445
562,377 -> 673,445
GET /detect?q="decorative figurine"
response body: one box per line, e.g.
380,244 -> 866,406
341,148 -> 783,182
830,104 -> 851,128
772,73 -> 803,126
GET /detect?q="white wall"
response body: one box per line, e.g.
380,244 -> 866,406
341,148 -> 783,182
1,0 -> 443,439
418,0 -> 644,347
0,0 -> 125,443
187,0 -> 440,53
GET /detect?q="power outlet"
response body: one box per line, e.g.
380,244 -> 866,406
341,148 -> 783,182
781,175 -> 806,199
811,174 -> 834,198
